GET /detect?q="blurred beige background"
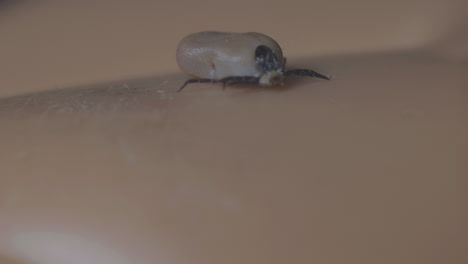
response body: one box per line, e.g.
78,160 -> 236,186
0,1 -> 467,264
1,0 -> 467,97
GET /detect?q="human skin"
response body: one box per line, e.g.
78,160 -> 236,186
0,51 -> 467,264
2,0 -> 468,262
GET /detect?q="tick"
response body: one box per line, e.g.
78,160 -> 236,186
176,31 -> 330,92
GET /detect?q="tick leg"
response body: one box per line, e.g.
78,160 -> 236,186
284,69 -> 331,80
179,76 -> 261,92
178,78 -> 214,92
220,76 -> 260,88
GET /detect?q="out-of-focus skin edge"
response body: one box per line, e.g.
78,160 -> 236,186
0,56 -> 334,119
1,50 -> 465,121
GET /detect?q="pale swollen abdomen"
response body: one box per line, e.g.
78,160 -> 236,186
176,31 -> 284,80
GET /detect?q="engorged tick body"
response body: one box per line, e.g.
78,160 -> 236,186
176,31 -> 330,92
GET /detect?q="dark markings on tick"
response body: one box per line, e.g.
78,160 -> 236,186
255,45 -> 282,72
